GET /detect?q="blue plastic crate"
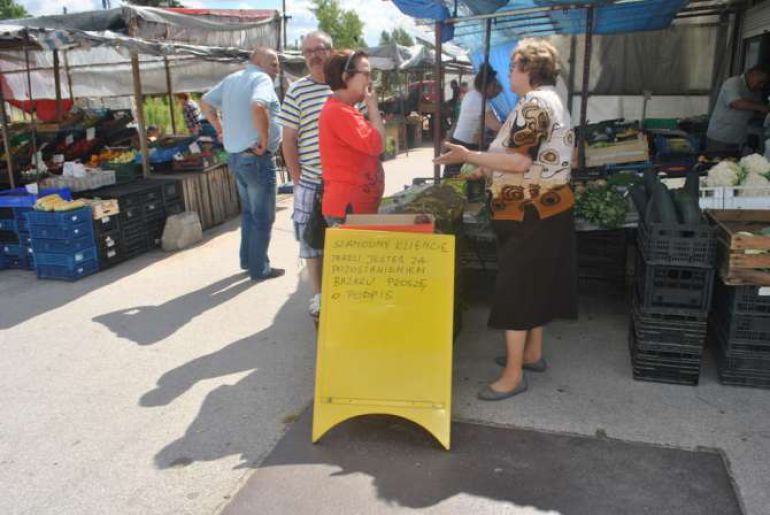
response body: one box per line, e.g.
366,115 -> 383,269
25,207 -> 92,226
0,253 -> 32,271
0,219 -> 17,231
34,247 -> 98,268
1,243 -> 23,256
29,221 -> 93,240
31,235 -> 95,254
0,188 -> 72,208
35,258 -> 99,281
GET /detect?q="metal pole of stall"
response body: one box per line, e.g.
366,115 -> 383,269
433,22 -> 443,182
24,45 -> 38,175
577,6 -> 594,172
163,57 -> 177,134
64,50 -> 74,102
53,50 -> 63,122
567,34 -> 577,116
0,85 -> 16,188
400,69 -> 408,157
131,53 -> 150,178
478,18 -> 492,153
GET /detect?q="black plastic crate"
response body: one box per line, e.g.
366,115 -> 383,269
119,205 -> 145,225
165,200 -> 184,216
713,279 -> 770,317
636,254 -> 714,312
0,230 -> 19,244
152,178 -> 182,203
144,200 -> 165,221
632,297 -> 707,348
93,214 -> 119,234
629,327 -> 700,385
95,229 -> 121,254
98,243 -> 125,269
709,314 -> 770,356
637,219 -> 715,268
717,372 -> 770,389
711,309 -> 770,347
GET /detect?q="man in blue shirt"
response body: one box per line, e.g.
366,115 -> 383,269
201,48 -> 284,281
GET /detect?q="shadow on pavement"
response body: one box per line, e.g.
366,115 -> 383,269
93,271 -> 254,346
144,280 -> 314,468
222,409 -> 741,515
0,217 -> 240,331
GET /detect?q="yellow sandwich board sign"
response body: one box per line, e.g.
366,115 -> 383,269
312,227 -> 455,449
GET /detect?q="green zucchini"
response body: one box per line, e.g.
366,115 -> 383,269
652,183 -> 678,224
675,191 -> 702,225
643,168 -> 658,197
684,169 -> 700,198
629,183 -> 647,215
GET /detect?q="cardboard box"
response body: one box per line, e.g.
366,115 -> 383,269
585,134 -> 650,167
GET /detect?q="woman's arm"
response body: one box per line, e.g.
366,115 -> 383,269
434,141 -> 532,174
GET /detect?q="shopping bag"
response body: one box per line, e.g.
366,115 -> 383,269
304,187 -> 327,250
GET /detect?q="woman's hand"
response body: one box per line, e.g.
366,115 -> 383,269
433,141 -> 470,165
364,85 -> 378,110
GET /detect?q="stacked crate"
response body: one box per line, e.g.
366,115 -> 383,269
629,218 -> 716,385
26,207 -> 99,281
577,229 -> 629,293
0,188 -> 72,271
83,179 -> 183,262
0,206 -> 34,270
710,281 -> 770,388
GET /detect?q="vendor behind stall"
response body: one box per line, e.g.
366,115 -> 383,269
706,64 -> 770,154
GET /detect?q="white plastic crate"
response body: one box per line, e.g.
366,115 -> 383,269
699,186 -> 770,210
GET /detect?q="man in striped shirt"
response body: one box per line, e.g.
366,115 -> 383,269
279,31 -> 334,319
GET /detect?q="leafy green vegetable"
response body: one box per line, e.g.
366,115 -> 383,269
575,186 -> 628,228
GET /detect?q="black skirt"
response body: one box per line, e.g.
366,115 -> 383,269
488,205 -> 578,331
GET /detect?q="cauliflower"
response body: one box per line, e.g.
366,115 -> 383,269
739,153 -> 770,177
738,172 -> 770,196
706,160 -> 741,187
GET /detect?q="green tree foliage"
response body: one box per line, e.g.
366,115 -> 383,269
0,0 -> 28,20
310,0 -> 364,50
379,27 -> 414,47
376,29 -> 416,101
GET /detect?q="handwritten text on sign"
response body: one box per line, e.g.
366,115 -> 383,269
328,237 -> 452,303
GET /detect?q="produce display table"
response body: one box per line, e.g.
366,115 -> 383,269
150,163 -> 239,230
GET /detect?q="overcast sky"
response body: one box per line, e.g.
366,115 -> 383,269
16,0 -> 424,47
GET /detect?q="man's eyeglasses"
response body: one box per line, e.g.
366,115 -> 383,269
303,46 -> 330,56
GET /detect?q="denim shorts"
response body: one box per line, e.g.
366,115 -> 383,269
292,182 -> 323,259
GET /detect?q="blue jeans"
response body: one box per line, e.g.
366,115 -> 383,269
229,151 -> 277,279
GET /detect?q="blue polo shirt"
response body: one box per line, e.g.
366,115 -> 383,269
202,64 -> 282,154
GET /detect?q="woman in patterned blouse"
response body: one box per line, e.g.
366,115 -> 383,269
435,39 -> 577,401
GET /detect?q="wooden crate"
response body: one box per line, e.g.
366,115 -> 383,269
708,209 -> 770,286
150,164 -> 239,230
82,198 -> 120,219
584,134 -> 649,168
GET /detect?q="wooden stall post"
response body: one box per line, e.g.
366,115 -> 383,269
0,85 -> 15,188
163,57 -> 177,134
131,53 -> 150,178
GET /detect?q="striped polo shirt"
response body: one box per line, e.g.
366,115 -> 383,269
278,76 -> 331,187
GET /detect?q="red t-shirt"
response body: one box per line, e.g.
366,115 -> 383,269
319,96 -> 384,217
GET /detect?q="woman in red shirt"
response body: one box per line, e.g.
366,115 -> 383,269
319,50 -> 386,222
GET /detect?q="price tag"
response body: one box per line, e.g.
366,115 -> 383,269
86,127 -> 95,140
759,287 -> 770,297
65,134 -> 74,146
53,154 -> 65,163
189,142 -> 201,154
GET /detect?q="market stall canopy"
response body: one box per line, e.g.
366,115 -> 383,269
365,42 -> 471,71
7,6 -> 279,49
0,7 -> 282,101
